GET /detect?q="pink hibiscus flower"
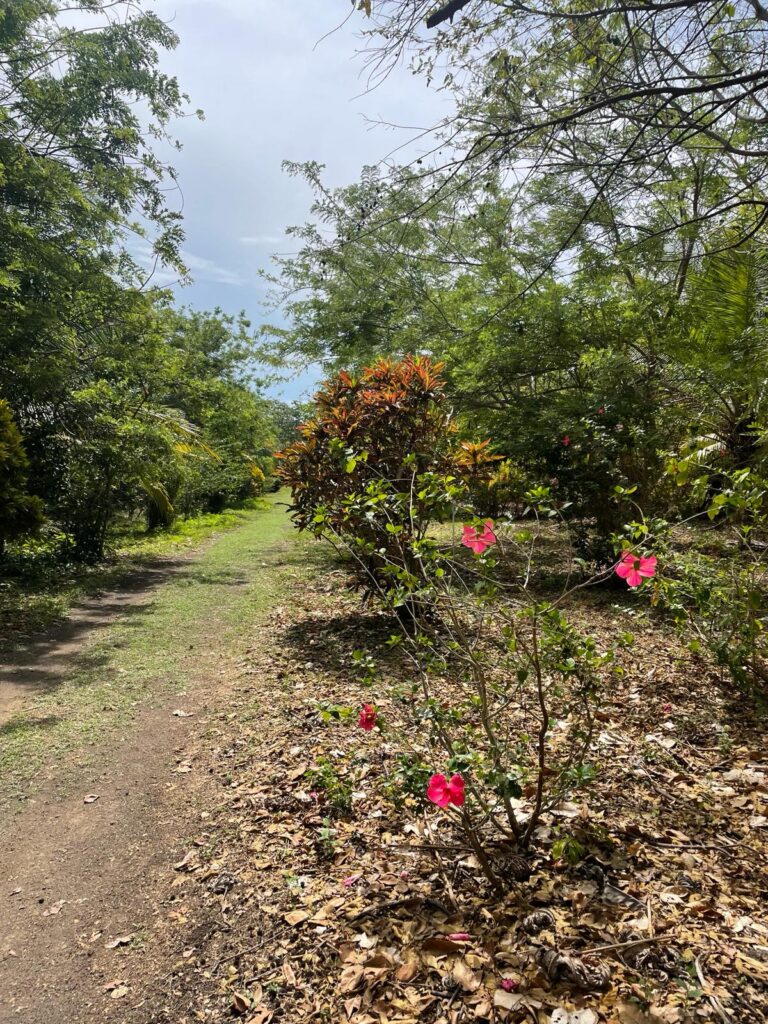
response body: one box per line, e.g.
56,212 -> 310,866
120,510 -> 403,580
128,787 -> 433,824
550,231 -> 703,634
358,704 -> 377,731
427,773 -> 465,808
615,551 -> 657,588
461,520 -> 497,555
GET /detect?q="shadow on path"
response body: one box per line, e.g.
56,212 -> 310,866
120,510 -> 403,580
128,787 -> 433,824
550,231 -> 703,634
0,557 -> 236,724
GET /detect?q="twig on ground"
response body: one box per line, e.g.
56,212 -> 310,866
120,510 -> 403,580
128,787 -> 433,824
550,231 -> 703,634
581,936 -> 661,955
695,954 -> 732,1023
348,894 -> 452,922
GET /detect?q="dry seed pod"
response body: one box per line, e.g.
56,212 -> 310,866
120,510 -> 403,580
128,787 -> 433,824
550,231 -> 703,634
537,948 -> 610,991
522,910 -> 556,935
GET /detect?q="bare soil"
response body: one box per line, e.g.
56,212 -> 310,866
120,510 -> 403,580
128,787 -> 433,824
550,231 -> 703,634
0,510 -> 296,1023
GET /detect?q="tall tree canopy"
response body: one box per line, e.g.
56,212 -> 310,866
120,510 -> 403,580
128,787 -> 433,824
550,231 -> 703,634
357,0 -> 768,270
0,3 -> 279,562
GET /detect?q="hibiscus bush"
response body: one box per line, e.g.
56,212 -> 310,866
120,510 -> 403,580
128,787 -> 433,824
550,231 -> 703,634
345,489 -> 660,888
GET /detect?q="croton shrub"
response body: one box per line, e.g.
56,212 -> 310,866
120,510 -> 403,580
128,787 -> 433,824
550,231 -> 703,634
277,356 -> 482,599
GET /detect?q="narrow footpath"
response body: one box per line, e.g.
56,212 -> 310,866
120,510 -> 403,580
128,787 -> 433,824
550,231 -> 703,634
0,497 -> 298,1024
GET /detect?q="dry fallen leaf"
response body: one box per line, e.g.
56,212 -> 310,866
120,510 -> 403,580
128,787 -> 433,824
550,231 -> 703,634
42,899 -> 65,916
245,1009 -> 273,1024
83,794 -> 99,804
232,991 -> 251,1015
618,1003 -> 680,1024
422,935 -> 463,955
339,965 -> 365,994
494,989 -> 523,1010
283,909 -> 310,926
110,985 -> 129,1000
395,961 -> 419,983
551,1010 -> 599,1024
105,934 -> 134,949
452,957 -> 481,992
173,849 -> 199,871
282,960 -> 298,986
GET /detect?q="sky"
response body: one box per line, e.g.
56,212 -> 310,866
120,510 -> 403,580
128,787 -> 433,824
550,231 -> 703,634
144,0 -> 451,399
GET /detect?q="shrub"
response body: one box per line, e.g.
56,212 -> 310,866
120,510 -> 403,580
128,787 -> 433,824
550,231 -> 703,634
0,399 -> 44,556
346,488 -> 626,888
277,356 -> 468,597
652,463 -> 768,692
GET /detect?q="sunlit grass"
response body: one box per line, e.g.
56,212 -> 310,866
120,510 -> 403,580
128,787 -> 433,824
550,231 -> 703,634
0,499 -> 274,649
0,495 -> 306,804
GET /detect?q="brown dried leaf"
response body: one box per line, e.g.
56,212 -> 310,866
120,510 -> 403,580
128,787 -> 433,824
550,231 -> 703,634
283,909 -> 310,926
395,961 -> 419,983
232,991 -> 251,1015
173,849 -> 199,872
452,958 -> 481,992
339,965 -> 365,994
422,935 -> 462,956
245,1009 -> 273,1024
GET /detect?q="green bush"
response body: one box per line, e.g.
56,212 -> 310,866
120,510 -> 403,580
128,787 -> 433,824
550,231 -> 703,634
0,400 -> 44,555
277,356 -> 470,598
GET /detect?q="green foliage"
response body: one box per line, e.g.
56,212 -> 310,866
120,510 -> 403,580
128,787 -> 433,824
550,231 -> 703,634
306,757 -> 353,817
1,283 -> 278,562
0,399 -> 44,552
0,0 -> 196,277
552,835 -> 586,866
386,752 -> 433,806
652,467 -> 768,693
277,356 -> 468,594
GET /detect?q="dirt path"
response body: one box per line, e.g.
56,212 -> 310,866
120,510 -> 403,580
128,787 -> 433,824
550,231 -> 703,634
0,560 -> 190,725
0,498 -> 297,1024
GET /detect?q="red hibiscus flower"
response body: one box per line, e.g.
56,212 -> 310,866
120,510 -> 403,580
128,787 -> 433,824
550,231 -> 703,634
461,520 -> 497,555
615,551 -> 657,588
358,704 -> 377,731
562,434 -> 570,446
427,772 -> 465,808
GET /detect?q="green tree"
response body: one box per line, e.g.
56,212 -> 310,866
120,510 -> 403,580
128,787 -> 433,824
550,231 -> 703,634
0,399 -> 44,556
358,1 -> 768,265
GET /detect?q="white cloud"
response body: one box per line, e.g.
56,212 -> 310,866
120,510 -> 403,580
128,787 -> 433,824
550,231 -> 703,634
182,251 -> 244,286
135,1 -> 452,394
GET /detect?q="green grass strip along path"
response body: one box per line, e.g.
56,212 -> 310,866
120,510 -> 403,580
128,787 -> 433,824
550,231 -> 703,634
0,494 -> 303,803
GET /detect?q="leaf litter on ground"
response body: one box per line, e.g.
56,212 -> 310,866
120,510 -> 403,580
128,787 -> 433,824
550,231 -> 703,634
115,559 -> 767,1024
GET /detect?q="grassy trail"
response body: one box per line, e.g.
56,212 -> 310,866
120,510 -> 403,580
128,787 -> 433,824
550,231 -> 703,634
0,493 -> 325,1023
0,493 -> 298,804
